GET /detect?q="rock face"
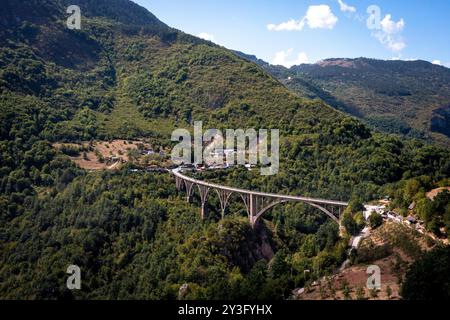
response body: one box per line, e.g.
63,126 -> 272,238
431,105 -> 450,137
256,225 -> 275,261
178,283 -> 189,300
214,219 -> 276,273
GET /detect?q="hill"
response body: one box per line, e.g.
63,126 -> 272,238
0,0 -> 449,300
235,53 -> 450,147
295,221 -> 437,300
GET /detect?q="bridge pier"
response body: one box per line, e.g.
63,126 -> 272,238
201,203 -> 208,220
175,176 -> 183,191
216,189 -> 233,218
198,185 -> 210,220
249,194 -> 257,228
172,169 -> 348,229
184,181 -> 194,203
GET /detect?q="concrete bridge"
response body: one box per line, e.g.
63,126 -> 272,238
172,168 -> 348,228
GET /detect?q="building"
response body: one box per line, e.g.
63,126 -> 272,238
406,216 -> 417,225
363,205 -> 386,220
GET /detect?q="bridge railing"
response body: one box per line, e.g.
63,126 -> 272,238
171,168 -> 348,207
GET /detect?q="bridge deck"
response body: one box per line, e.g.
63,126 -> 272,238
172,168 -> 348,207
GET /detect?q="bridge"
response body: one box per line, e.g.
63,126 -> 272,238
171,168 -> 349,228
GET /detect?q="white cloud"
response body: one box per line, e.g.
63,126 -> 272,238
391,57 -> 418,61
305,5 -> 338,29
337,0 -> 356,14
432,60 -> 442,65
267,5 -> 337,32
197,32 -> 216,42
380,14 -> 404,34
272,49 -> 309,68
267,19 -> 305,31
372,14 -> 406,53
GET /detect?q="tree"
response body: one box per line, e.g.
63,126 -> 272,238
444,205 -> 450,237
316,221 -> 339,251
404,178 -> 422,203
369,212 -> 383,229
401,246 -> 450,300
342,281 -> 351,300
348,199 -> 365,213
313,252 -> 337,275
319,283 -> 326,299
369,288 -> 379,300
386,285 -> 392,299
269,249 -> 289,279
241,260 -> 268,299
356,286 -> 365,300
342,211 -> 360,236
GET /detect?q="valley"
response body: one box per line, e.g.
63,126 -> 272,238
236,53 -> 450,147
0,0 -> 449,301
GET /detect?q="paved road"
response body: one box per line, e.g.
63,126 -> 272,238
172,168 -> 349,207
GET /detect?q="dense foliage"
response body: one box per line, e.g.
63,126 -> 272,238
384,177 -> 450,237
236,54 -> 450,147
401,246 -> 450,300
0,0 -> 449,300
1,169 -> 351,299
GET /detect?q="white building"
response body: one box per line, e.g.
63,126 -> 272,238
363,204 -> 386,220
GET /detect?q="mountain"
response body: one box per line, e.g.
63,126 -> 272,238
0,0 -> 449,300
235,53 -> 450,147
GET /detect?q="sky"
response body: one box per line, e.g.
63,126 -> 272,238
133,0 -> 450,68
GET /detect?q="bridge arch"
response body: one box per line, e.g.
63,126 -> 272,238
252,199 -> 290,224
305,202 -> 340,223
171,168 -> 348,228
214,189 -> 233,218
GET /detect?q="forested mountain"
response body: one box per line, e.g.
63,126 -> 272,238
0,0 -> 449,299
235,53 -> 450,147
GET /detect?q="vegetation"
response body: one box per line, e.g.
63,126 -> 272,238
383,177 -> 450,238
386,285 -> 392,299
0,0 -> 448,300
236,54 -> 450,147
356,287 -> 365,300
369,212 -> 383,229
352,222 -> 428,265
401,246 -> 450,300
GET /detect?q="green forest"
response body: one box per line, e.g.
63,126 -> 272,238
0,0 -> 449,299
236,54 -> 450,147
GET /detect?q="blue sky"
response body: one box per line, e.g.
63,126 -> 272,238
134,0 -> 450,67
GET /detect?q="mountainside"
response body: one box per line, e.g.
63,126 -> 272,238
0,0 -> 449,300
236,53 -> 450,147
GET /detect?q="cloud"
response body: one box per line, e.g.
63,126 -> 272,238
432,60 -> 442,65
267,5 -> 337,32
391,57 -> 417,61
372,14 -> 406,53
272,49 -> 309,68
197,32 -> 216,42
267,19 -> 305,31
380,14 -> 404,34
306,5 -> 339,29
337,0 -> 356,14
